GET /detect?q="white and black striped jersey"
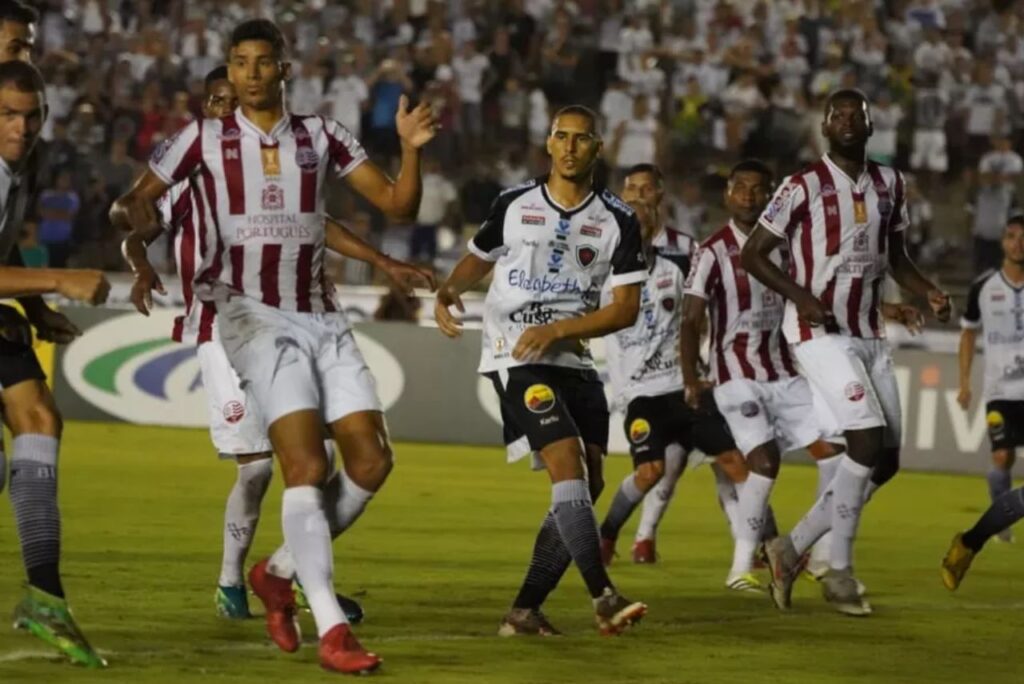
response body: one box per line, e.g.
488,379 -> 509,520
469,177 -> 647,373
962,269 -> 1024,402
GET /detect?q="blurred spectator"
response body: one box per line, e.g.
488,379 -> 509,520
326,55 -> 369,137
452,40 -> 491,154
962,61 -> 1010,174
866,90 -> 903,165
498,76 -> 529,146
496,148 -> 530,188
611,95 -> 662,176
366,57 -> 413,160
290,60 -> 327,115
540,12 -> 580,106
18,221 -> 46,269
971,136 -> 1023,274
37,170 -> 80,268
910,73 -> 949,195
42,68 -> 77,141
411,157 -> 458,264
96,139 -> 141,197
668,177 -> 707,238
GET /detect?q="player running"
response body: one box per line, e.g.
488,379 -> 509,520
742,89 -> 951,616
113,19 -> 435,674
435,105 -> 647,636
597,163 -> 747,583
942,217 -> 1024,587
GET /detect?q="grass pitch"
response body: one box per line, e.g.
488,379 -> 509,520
1,422 -> 1022,683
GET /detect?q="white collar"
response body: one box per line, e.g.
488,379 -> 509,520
235,106 -> 291,144
823,153 -> 869,186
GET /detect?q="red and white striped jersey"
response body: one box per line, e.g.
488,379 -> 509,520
757,155 -> 909,343
651,224 -> 695,258
149,109 -> 368,312
156,178 -> 218,344
685,221 -> 799,384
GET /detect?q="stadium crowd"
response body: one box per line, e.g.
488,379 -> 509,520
17,0 -> 1024,282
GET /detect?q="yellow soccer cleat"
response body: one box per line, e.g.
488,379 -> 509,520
941,533 -> 976,591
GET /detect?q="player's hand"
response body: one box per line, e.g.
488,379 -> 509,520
0,304 -> 32,346
434,285 -> 465,338
56,269 -> 111,306
881,302 -> 925,335
380,256 -> 437,295
395,95 -> 438,149
956,386 -> 971,410
795,291 -> 833,328
927,288 -> 952,323
129,267 -> 165,316
27,306 -> 81,344
513,324 -> 562,362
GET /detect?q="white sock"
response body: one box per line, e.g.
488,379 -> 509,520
711,463 -> 740,540
267,544 -> 296,579
830,456 -> 871,571
730,473 -> 774,576
816,455 -> 841,499
863,478 -> 880,504
806,454 -> 841,564
281,486 -> 347,636
219,459 -> 273,587
325,469 -> 376,537
635,443 -> 686,541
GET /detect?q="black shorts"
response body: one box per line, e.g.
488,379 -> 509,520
487,365 -> 610,453
986,400 -> 1024,451
0,337 -> 46,390
624,390 -> 735,466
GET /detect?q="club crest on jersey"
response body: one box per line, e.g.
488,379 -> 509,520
295,147 -> 319,173
524,384 -> 556,414
261,184 -> 285,211
223,401 -> 245,424
629,418 -> 651,444
220,127 -> 242,141
661,297 -> 675,312
762,290 -> 779,307
845,382 -> 866,402
877,194 -> 892,218
581,225 -> 602,237
821,183 -> 837,198
740,401 -> 760,418
576,245 -> 598,268
853,229 -> 869,252
522,215 -> 545,226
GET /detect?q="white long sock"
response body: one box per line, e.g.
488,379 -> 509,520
730,473 -> 774,576
829,456 -> 871,571
808,455 -> 841,564
635,444 -> 686,541
219,459 -> 273,587
863,479 -> 880,504
325,469 -> 375,537
281,486 -> 347,636
711,463 -> 740,540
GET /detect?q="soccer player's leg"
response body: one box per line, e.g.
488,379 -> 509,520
984,402 -> 1017,542
1,340 -> 104,667
633,443 -> 688,563
804,438 -> 844,580
197,337 -> 274,619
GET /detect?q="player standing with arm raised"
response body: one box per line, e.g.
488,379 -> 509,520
435,106 -> 647,636
741,89 -> 951,616
112,19 -> 435,674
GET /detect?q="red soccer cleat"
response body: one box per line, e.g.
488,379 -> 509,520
248,558 -> 301,653
632,538 -> 656,564
600,538 -> 616,567
319,624 -> 381,675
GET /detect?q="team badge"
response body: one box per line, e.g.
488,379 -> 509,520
576,245 -> 598,268
844,382 -> 866,402
740,401 -> 760,418
629,418 -> 651,444
220,127 -> 242,141
661,297 -> 675,312
524,384 -> 556,414
853,229 -> 869,252
987,410 -> 1005,428
295,147 -> 319,172
223,401 -> 245,424
261,184 -> 285,211
261,146 -> 281,176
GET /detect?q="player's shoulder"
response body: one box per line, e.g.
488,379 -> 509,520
595,187 -> 637,222
498,177 -> 540,200
697,224 -> 731,252
865,159 -> 905,186
969,268 -> 999,292
654,249 -> 690,276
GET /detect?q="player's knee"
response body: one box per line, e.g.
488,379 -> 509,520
716,450 -> 748,483
347,438 -> 394,491
634,461 -> 665,491
279,451 -> 330,487
992,449 -> 1015,470
871,447 -> 900,487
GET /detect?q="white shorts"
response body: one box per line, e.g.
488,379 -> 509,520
910,130 -> 948,172
217,297 -> 381,429
792,335 -> 901,448
196,332 -> 272,456
713,376 -> 824,456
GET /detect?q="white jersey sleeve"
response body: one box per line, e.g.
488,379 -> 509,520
322,118 -> 368,178
758,176 -> 807,239
149,120 -> 203,186
683,245 -> 720,300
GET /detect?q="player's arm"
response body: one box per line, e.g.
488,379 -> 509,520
434,253 -> 494,337
888,230 -> 950,322
111,169 -> 172,316
343,95 -> 437,223
323,216 -> 435,293
741,225 -> 831,326
957,275 -> 984,409
680,294 -> 708,408
0,266 -> 109,304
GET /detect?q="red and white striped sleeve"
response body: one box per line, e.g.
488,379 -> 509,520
683,245 -> 719,300
757,176 -> 807,239
322,117 -> 368,178
149,120 -> 203,186
889,169 -> 910,234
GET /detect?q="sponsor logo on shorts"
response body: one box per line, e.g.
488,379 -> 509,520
524,384 -> 556,413
522,215 -> 546,226
576,245 -> 598,268
223,401 -> 245,424
845,382 -> 866,402
539,415 -> 560,426
740,401 -> 760,418
629,418 -> 651,444
986,410 -> 1005,428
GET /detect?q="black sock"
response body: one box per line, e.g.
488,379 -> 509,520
513,512 -> 571,610
550,479 -> 612,599
963,487 -> 1024,552
10,436 -> 64,598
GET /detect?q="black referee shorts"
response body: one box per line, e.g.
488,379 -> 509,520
487,364 -> 610,454
986,400 -> 1024,451
0,337 -> 46,390
623,389 -> 735,466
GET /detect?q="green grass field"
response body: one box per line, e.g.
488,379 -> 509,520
0,422 -> 1022,683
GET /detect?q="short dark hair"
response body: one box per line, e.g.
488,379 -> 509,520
624,163 -> 663,183
825,88 -> 870,117
1007,215 -> 1024,231
0,0 -> 38,25
205,65 -> 228,88
230,19 -> 287,59
0,60 -> 44,95
728,158 -> 773,184
550,104 -> 599,136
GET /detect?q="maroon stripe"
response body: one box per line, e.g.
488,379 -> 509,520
779,337 -> 799,375
171,315 -> 184,342
170,120 -> 203,182
756,331 -> 779,382
230,245 -> 245,292
296,244 -> 314,312
260,244 -> 282,307
197,166 -> 224,282
821,276 -> 840,334
796,177 -> 814,341
732,332 -> 757,380
720,227 -> 750,310
812,162 -> 841,255
176,194 -> 195,311
198,302 -> 216,343
868,278 -> 882,336
221,115 -> 245,215
709,259 -> 730,382
290,117 -> 318,212
846,276 -> 864,337
322,115 -> 354,170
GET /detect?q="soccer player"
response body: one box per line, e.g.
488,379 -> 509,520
0,58 -> 107,667
742,89 -> 951,616
113,19 -> 436,674
434,105 -> 647,636
597,163 -> 745,580
942,217 -> 1024,577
